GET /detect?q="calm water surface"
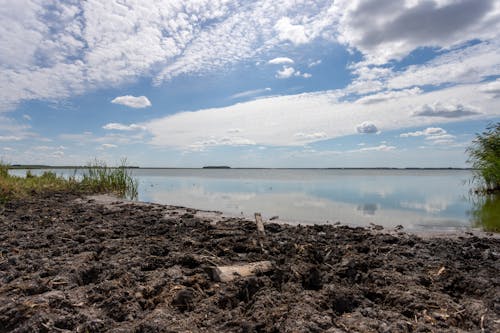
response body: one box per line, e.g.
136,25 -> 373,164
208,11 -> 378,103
11,168 -> 476,231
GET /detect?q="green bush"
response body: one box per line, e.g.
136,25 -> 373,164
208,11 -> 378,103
466,122 -> 500,193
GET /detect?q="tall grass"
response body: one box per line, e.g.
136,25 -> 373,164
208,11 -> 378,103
80,159 -> 138,199
0,161 -> 8,178
466,122 -> 500,193
0,159 -> 138,203
466,122 -> 500,233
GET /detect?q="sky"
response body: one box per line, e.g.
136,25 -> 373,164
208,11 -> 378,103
1,0 -> 500,168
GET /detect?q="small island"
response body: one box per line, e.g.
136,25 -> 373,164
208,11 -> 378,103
202,165 -> 231,169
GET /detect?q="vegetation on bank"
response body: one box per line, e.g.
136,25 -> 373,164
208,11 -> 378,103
79,159 -> 138,200
467,122 -> 500,194
0,159 -> 138,203
467,122 -> 500,232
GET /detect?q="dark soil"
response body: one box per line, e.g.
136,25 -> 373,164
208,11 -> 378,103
0,191 -> 499,332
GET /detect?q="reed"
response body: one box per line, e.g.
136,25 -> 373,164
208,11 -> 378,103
80,159 -> 138,199
467,122 -> 500,193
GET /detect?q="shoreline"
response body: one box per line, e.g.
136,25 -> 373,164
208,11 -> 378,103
1,191 -> 499,332
89,193 -> 499,239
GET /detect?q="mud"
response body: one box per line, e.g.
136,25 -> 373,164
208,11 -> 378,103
0,191 -> 499,332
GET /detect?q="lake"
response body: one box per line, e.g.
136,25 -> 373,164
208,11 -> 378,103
10,168 -> 480,231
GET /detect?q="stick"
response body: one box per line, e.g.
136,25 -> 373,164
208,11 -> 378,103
211,261 -> 273,282
254,213 -> 265,236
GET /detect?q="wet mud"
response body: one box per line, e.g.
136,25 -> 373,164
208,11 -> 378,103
0,191 -> 499,332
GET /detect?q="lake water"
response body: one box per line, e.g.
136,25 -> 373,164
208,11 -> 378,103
10,168 -> 479,231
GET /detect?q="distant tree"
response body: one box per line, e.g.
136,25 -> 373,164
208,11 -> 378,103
467,122 -> 500,193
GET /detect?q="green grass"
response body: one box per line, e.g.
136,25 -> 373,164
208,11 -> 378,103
466,122 -> 500,232
0,159 -> 138,203
467,122 -> 500,194
80,159 -> 138,199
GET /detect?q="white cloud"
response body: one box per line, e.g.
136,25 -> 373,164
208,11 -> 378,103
0,135 -> 23,142
102,123 -> 146,131
153,1 -> 336,83
387,41 -> 500,90
308,60 -> 322,67
142,82 -> 499,150
23,114 -> 32,121
400,127 -> 457,145
33,146 -> 54,151
424,134 -> 455,141
0,1 -> 338,110
268,57 -> 294,65
357,144 -> 396,152
400,127 -> 446,137
60,131 -> 144,146
276,66 -> 296,79
100,143 -> 117,149
275,66 -> 311,79
274,17 -> 310,45
230,88 -> 271,99
294,132 -> 327,140
480,79 -> 500,98
0,115 -> 33,141
2,0 -> 498,113
356,121 -> 378,134
111,95 -> 151,109
187,136 -> 256,151
355,88 -> 422,104
413,102 -> 479,118
344,40 -> 500,97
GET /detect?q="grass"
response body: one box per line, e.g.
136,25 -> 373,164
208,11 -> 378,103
466,122 -> 500,194
0,159 -> 138,203
466,122 -> 500,232
80,159 -> 138,199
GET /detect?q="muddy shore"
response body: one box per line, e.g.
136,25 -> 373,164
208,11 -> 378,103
0,191 -> 499,332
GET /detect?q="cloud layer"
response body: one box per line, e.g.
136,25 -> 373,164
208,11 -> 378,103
1,0 -> 500,168
335,0 -> 500,64
3,0 -> 498,111
141,81 -> 499,150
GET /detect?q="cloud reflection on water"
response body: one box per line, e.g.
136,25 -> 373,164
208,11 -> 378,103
143,185 -> 471,231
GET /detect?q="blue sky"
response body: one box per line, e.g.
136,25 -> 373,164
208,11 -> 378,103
1,0 -> 500,167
